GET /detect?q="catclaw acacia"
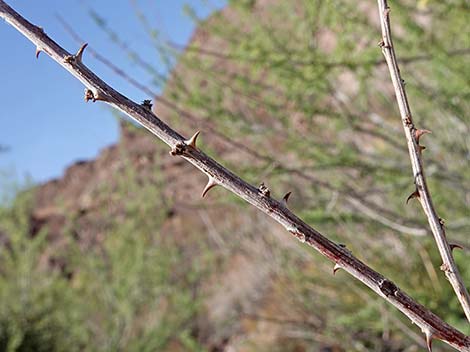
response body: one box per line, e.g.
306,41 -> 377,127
1,1 -> 469,350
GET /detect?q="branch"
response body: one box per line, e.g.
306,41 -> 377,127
376,0 -> 470,325
170,41 -> 470,68
57,24 -> 427,238
0,1 -> 468,350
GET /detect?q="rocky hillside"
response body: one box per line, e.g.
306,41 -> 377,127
2,1 -> 469,351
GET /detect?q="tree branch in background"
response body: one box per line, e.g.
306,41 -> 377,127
0,1 -> 469,350
376,0 -> 470,326
170,41 -> 470,69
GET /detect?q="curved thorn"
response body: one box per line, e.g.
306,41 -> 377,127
415,129 -> 432,142
333,263 -> 341,275
185,130 -> 200,149
75,42 -> 88,63
406,190 -> 419,204
282,191 -> 292,206
450,243 -> 464,252
201,177 -> 218,198
35,47 -> 42,59
425,330 -> 434,352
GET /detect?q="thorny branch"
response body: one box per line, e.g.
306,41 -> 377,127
56,19 -> 428,237
0,1 -> 469,350
376,0 -> 470,326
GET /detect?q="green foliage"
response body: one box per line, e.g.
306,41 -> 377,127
158,0 -> 469,350
0,155 -> 212,351
0,192 -> 88,351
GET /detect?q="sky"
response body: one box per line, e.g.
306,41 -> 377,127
0,0 -> 225,198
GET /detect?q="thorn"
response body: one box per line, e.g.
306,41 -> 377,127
185,131 -> 200,149
406,189 -> 419,204
201,177 -> 218,198
258,182 -> 270,197
415,129 -> 431,154
281,191 -> 292,206
75,43 -> 88,63
64,43 -> 88,64
415,129 -> 432,142
424,330 -> 435,352
333,263 -> 342,275
141,99 -> 153,110
450,243 -> 463,252
35,47 -> 42,59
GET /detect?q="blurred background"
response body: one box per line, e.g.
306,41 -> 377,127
0,0 -> 469,351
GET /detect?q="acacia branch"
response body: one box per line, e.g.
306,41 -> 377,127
56,22 -> 427,238
0,1 -> 469,350
376,0 -> 470,325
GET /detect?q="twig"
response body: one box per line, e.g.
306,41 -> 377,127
376,0 -> 470,326
0,1 -> 469,350
170,41 -> 470,68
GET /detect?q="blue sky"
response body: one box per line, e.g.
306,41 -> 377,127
0,0 -> 225,197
